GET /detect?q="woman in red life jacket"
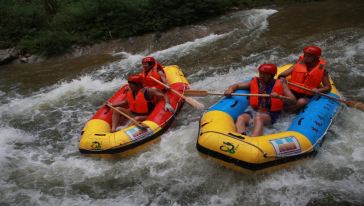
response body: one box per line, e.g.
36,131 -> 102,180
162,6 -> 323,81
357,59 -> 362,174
278,45 -> 331,112
108,74 -> 174,132
224,64 -> 296,137
140,56 -> 167,90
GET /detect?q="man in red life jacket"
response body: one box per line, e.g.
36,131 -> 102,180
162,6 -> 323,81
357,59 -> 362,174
278,45 -> 331,112
224,64 -> 296,137
108,74 -> 174,132
140,56 -> 167,90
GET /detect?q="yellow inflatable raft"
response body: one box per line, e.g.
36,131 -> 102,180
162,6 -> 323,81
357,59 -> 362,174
196,64 -> 341,173
79,65 -> 189,158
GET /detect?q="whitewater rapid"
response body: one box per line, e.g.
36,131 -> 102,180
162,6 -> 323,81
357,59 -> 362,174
1,6 -> 363,206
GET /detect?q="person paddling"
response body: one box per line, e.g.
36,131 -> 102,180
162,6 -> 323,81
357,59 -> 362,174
278,46 -> 331,112
108,74 -> 174,132
224,64 -> 296,137
140,56 -> 168,90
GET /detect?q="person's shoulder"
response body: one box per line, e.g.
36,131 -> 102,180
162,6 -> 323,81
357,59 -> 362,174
157,64 -> 164,70
154,62 -> 163,68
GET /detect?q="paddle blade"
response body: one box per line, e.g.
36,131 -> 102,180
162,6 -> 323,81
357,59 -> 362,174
345,100 -> 364,112
184,90 -> 209,96
185,96 -> 205,110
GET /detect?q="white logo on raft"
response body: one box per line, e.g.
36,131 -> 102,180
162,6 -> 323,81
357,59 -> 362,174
125,127 -> 153,141
270,136 -> 301,157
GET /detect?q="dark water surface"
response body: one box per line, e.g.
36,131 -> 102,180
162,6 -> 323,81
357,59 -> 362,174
0,0 -> 363,205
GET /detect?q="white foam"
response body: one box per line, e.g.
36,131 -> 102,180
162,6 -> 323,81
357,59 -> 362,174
0,126 -> 36,163
150,33 -> 230,61
0,90 -> 5,97
108,51 -> 145,72
109,34 -> 230,77
343,37 -> 364,59
0,75 -> 123,117
206,194 -> 237,206
190,66 -> 256,91
352,147 -> 364,162
2,7 -> 364,206
95,9 -> 279,81
3,189 -> 144,206
242,9 -> 278,30
46,156 -> 114,181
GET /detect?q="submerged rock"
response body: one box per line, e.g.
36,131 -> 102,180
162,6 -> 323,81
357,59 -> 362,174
0,48 -> 18,65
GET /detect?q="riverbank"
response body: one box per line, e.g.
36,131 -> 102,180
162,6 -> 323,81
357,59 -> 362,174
0,23 -> 217,66
1,0 -> 363,204
0,0 -> 319,66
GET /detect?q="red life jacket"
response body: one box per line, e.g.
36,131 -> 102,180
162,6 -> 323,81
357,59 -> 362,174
249,77 -> 284,112
288,56 -> 326,95
141,62 -> 165,90
127,88 -> 153,115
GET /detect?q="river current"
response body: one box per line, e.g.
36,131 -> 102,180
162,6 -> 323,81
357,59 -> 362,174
0,1 -> 363,205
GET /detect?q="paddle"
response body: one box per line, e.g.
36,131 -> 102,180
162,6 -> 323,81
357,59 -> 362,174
288,82 -> 364,111
105,102 -> 148,129
184,89 -> 294,102
150,77 -> 205,110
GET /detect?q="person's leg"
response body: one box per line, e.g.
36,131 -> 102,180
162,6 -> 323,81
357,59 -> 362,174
111,107 -> 129,132
111,109 -> 120,132
135,115 -> 148,122
285,97 -> 309,113
236,113 -> 252,134
126,112 -> 149,127
251,112 -> 271,137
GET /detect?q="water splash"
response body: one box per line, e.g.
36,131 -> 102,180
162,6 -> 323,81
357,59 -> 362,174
1,5 -> 364,206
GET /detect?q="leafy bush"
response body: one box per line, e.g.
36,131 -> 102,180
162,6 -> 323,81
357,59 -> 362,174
17,30 -> 74,56
0,0 -> 316,56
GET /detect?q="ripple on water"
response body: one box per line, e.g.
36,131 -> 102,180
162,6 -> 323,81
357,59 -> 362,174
1,3 -> 364,205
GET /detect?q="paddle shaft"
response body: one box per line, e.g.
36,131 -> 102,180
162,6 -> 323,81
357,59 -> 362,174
208,92 -> 271,97
149,76 -> 205,109
184,90 -> 293,101
106,103 -> 146,128
149,77 -> 182,98
287,82 -> 345,103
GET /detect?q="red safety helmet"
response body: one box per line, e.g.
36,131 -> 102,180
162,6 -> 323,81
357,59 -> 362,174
142,56 -> 156,65
258,63 -> 277,75
303,45 -> 322,57
127,74 -> 143,84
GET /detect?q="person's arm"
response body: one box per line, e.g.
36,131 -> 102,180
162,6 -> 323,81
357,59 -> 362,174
315,71 -> 331,93
147,88 -> 174,113
280,79 -> 297,103
106,87 -> 129,107
224,81 -> 250,96
277,65 -> 294,78
156,64 -> 168,84
148,88 -> 170,103
158,70 -> 167,84
111,99 -> 128,107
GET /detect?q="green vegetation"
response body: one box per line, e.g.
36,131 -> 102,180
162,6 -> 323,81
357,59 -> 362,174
0,0 -> 317,56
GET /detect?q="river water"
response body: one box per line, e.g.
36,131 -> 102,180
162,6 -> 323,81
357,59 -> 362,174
0,0 -> 363,205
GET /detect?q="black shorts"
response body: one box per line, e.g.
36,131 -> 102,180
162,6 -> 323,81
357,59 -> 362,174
243,108 -> 281,124
292,91 -> 312,99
